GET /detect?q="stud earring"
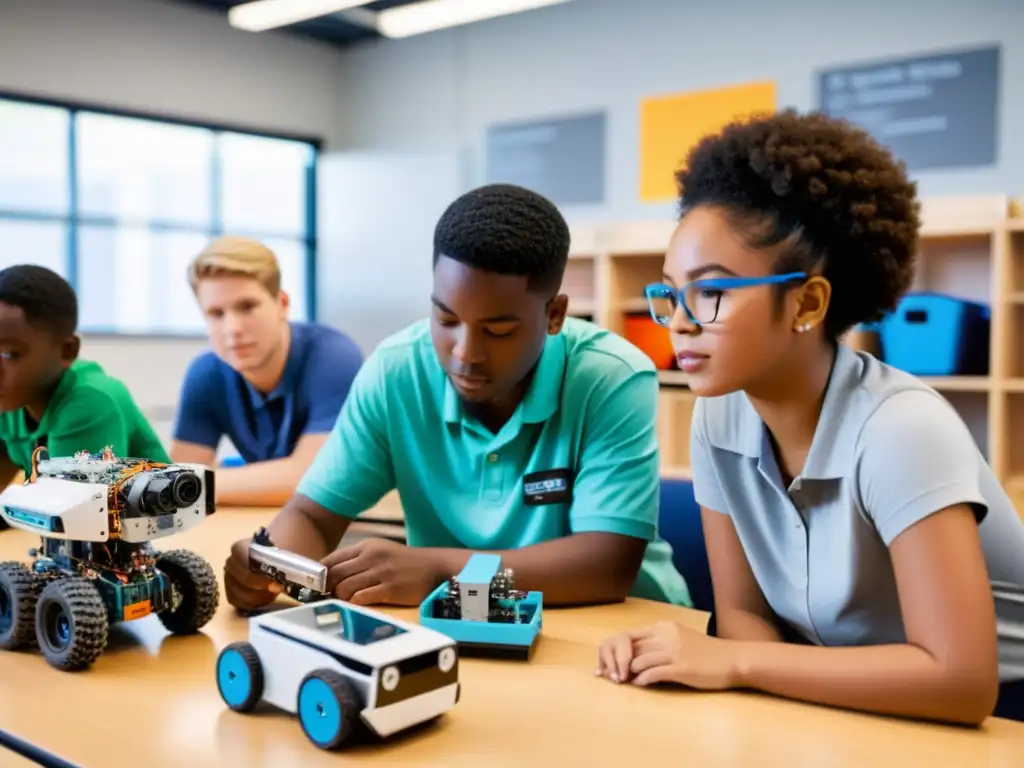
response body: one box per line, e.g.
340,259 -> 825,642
796,323 -> 812,333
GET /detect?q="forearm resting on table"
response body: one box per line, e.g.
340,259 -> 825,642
428,532 -> 641,606
731,639 -> 998,726
715,607 -> 787,643
213,458 -> 305,507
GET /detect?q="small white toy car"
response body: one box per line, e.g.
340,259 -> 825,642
215,599 -> 461,749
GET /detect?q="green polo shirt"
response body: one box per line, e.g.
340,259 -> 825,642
297,317 -> 692,607
0,359 -> 170,473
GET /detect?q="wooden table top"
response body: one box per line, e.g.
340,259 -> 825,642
1,507 -> 1023,768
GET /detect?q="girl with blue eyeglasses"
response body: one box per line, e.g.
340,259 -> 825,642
597,109 -> 1024,726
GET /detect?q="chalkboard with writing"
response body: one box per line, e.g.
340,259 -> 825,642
817,45 -> 999,171
485,112 -> 606,205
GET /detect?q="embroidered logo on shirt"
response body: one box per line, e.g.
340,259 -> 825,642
522,469 -> 573,505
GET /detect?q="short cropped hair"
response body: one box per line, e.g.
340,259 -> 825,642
0,264 -> 78,338
188,237 -> 282,296
432,183 -> 571,293
675,108 -> 921,340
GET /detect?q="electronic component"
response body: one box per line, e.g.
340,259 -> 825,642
0,446 -> 219,671
420,553 -> 542,660
247,527 -> 330,604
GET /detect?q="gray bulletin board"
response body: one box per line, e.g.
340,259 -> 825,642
817,44 -> 1000,172
485,111 -> 606,205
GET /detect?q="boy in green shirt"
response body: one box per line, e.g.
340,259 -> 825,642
0,265 -> 170,513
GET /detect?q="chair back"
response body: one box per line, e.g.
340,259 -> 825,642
658,477 -> 715,613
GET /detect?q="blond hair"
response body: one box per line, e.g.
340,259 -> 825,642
188,236 -> 281,295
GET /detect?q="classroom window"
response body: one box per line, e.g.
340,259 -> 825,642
0,95 -> 318,336
0,220 -> 69,277
0,100 -> 70,216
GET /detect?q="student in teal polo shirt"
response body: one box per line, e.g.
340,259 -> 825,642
223,183 -> 690,612
596,110 -> 1024,725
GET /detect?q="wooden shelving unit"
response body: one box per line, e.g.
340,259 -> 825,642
561,195 -> 1024,491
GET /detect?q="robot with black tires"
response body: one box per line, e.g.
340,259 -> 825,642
0,446 -> 219,671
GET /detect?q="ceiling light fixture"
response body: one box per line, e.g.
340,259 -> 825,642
376,0 -> 576,39
228,0 -> 373,32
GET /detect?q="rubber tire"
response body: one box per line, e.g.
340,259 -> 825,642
34,578 -> 109,671
0,563 -> 43,651
155,549 -> 220,635
296,668 -> 361,750
216,641 -> 264,713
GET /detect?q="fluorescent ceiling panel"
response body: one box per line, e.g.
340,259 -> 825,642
228,0 -> 374,32
376,0 -> 576,38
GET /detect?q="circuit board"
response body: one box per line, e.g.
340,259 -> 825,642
35,447 -> 164,484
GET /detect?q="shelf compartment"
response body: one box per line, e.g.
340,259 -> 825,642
910,235 -> 993,306
1012,229 -> 1024,295
607,253 -> 662,337
609,253 -> 662,302
1008,303 -> 1024,379
1005,394 -> 1024,485
560,256 -> 595,319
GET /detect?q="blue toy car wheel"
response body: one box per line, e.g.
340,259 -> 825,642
297,668 -> 360,750
217,641 -> 263,713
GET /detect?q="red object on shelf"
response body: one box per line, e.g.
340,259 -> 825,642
623,313 -> 676,370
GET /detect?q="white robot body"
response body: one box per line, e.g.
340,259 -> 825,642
0,477 -> 110,540
0,454 -> 213,544
216,599 -> 460,749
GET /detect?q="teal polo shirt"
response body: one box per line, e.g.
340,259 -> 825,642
691,342 -> 1024,681
297,317 -> 691,607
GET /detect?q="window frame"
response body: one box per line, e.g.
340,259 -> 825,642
0,88 -> 321,338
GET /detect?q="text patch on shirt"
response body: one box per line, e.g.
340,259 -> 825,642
523,469 -> 573,505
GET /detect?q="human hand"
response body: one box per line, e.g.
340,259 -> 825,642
596,621 -> 740,689
322,538 -> 443,607
223,537 -> 282,612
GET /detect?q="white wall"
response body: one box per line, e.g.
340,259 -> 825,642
1,0 -> 346,147
316,150 -> 462,353
4,0 -> 1024,442
334,0 -> 1024,228
0,0 -> 348,444
314,0 -> 1024,353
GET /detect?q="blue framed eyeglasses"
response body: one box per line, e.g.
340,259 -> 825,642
643,272 -> 807,326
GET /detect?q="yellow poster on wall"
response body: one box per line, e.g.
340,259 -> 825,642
639,80 -> 777,202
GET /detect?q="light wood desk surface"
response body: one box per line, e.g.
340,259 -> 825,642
1,508 -> 1023,768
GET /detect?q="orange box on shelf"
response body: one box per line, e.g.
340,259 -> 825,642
623,312 -> 675,370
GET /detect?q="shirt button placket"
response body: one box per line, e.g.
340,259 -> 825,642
484,452 -> 503,500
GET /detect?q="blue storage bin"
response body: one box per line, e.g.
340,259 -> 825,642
877,292 -> 990,376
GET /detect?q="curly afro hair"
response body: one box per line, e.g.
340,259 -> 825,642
675,108 -> 921,340
0,264 -> 78,339
433,183 -> 571,293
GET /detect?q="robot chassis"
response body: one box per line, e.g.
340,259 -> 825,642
434,568 -> 530,624
0,447 -> 219,671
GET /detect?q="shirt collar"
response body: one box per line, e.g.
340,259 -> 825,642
247,324 -> 301,407
734,343 -> 862,480
442,331 -> 567,426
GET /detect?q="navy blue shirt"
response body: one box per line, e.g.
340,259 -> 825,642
172,322 -> 363,463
